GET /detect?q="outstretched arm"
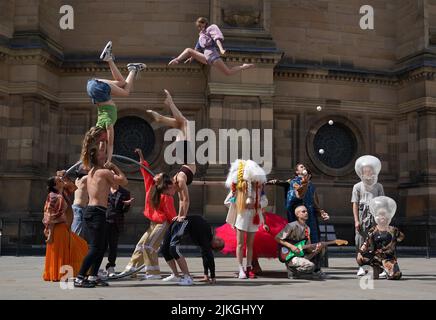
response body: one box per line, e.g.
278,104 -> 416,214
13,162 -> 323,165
106,126 -> 114,163
266,179 -> 291,188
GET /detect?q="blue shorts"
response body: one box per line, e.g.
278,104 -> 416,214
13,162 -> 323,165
87,79 -> 111,104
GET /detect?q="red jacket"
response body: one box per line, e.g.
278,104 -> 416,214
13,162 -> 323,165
141,160 -> 177,224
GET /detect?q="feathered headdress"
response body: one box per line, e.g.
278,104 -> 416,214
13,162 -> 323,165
225,159 -> 267,224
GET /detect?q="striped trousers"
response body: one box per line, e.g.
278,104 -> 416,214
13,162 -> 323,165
127,221 -> 169,275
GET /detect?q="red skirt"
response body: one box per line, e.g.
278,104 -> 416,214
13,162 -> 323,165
215,212 -> 288,259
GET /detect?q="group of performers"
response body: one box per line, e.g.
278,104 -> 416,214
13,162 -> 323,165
41,17 -> 404,288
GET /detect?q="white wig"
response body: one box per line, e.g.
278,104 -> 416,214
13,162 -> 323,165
225,159 -> 267,189
369,196 -> 397,223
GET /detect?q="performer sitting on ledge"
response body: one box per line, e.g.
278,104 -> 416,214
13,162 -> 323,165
357,196 -> 404,280
168,17 -> 254,76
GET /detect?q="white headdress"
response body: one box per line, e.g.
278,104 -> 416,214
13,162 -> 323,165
355,155 -> 382,187
369,196 -> 397,225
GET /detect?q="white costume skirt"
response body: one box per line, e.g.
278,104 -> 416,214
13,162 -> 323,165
235,210 -> 260,233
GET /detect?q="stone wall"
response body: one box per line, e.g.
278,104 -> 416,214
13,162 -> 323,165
0,0 -> 435,248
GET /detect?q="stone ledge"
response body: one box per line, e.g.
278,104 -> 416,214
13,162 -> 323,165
207,82 -> 274,96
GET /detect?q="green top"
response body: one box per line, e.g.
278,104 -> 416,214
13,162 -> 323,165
96,104 -> 117,129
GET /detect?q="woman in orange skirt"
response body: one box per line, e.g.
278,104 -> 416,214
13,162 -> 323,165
43,172 -> 88,281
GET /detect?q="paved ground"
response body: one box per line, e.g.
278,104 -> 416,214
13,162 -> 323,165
0,256 -> 435,300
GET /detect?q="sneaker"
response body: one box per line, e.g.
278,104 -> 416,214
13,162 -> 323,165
246,267 -> 257,279
162,274 -> 180,282
118,265 -> 139,277
127,63 -> 147,74
178,275 -> 193,286
238,269 -> 247,279
357,266 -> 368,277
106,267 -> 116,277
100,41 -> 114,61
142,274 -> 162,280
379,270 -> 387,279
74,277 -> 96,288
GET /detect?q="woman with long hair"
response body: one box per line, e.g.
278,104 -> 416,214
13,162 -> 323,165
222,159 -> 269,279
117,148 -> 177,280
42,171 -> 88,281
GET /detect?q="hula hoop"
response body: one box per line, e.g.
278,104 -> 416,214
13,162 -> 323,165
64,154 -> 156,177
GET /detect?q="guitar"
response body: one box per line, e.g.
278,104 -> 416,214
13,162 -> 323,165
278,239 -> 348,263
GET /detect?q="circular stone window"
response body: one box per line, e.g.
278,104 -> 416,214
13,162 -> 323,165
113,116 -> 155,163
313,122 -> 357,169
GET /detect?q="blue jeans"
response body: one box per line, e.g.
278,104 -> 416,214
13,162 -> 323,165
72,205 -> 87,240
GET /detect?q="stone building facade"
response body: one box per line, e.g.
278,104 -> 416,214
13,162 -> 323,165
0,0 -> 435,250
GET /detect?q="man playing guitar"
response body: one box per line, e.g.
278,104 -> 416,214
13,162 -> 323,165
275,205 -> 325,279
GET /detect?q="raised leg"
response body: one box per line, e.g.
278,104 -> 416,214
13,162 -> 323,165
146,110 -> 179,128
107,60 -> 126,86
99,73 -> 135,97
169,48 -> 208,65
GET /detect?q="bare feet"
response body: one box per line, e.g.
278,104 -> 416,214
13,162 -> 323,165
168,58 -> 180,65
241,63 -> 255,70
146,110 -> 161,122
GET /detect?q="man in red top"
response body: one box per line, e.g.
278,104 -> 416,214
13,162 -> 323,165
117,149 -> 177,280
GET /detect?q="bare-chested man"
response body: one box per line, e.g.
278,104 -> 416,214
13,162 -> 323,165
71,166 -> 89,239
74,138 -> 128,288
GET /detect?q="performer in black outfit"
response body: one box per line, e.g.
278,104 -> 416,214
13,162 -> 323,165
160,215 -> 225,284
104,185 -> 133,276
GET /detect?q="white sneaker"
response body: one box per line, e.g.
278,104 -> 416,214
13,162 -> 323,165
118,265 -> 138,277
162,274 -> 181,282
100,41 -> 114,61
127,63 -> 147,73
142,274 -> 162,280
357,267 -> 368,277
106,267 -> 116,277
178,276 -> 193,286
238,269 -> 247,279
379,270 -> 387,279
